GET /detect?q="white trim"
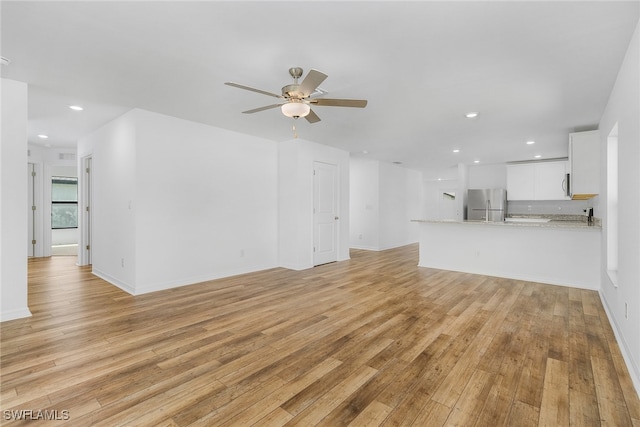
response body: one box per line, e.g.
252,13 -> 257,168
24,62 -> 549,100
91,269 -> 135,295
0,307 -> 32,322
279,262 -> 313,271
78,155 -> 92,266
134,264 -> 278,295
599,289 -> 640,399
351,242 -> 418,252
417,264 -> 599,291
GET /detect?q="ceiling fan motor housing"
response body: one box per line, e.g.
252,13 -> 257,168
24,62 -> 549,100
282,84 -> 304,99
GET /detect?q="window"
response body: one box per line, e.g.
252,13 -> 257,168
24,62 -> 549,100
52,177 -> 78,229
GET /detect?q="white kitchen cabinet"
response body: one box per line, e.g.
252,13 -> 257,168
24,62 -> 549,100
569,130 -> 600,199
534,161 -> 569,200
507,161 -> 569,201
506,164 -> 535,200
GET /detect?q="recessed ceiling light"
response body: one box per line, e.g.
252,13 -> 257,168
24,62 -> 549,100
474,160 -> 480,163
69,105 -> 84,111
534,155 -> 542,159
37,134 -> 49,139
362,150 -> 369,154
453,149 -> 460,153
465,112 -> 479,119
526,140 -> 536,145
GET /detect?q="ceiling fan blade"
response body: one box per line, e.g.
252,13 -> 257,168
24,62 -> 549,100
310,98 -> 368,108
305,109 -> 321,124
242,104 -> 282,114
225,82 -> 283,99
299,69 -> 328,97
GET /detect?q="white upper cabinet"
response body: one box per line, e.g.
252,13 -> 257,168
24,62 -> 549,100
535,161 -> 569,200
569,130 -> 600,199
507,161 -> 569,201
507,163 -> 535,200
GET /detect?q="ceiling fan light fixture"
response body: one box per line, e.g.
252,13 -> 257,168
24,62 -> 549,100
281,101 -> 310,119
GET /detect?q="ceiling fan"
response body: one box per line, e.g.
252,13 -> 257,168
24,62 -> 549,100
225,67 -> 367,123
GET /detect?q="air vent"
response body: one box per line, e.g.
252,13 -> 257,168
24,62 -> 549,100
59,153 -> 76,161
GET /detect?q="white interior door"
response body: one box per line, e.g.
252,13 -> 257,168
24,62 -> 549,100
313,162 -> 338,266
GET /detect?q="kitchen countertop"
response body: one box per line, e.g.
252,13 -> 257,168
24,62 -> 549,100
413,215 -> 601,230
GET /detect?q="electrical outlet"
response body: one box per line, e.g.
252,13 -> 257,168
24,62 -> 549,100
359,234 -> 363,240
625,302 -> 629,319
240,249 -> 245,257
121,258 -> 125,267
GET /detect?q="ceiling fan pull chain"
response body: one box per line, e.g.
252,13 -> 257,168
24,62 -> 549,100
292,122 -> 298,138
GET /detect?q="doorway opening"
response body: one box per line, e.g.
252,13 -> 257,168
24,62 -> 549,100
51,176 -> 78,256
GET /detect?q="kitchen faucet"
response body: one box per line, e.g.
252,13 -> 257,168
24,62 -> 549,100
486,199 -> 491,222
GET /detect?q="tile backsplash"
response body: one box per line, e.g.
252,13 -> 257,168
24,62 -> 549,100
507,199 -> 596,216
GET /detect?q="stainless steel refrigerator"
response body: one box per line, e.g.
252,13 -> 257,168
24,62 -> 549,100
467,189 -> 507,221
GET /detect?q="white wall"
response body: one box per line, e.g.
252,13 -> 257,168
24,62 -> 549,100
78,109 -> 280,294
422,165 -> 462,221
598,19 -> 640,393
79,111 -> 138,291
349,158 -> 380,250
52,229 -> 77,246
468,163 -> 507,189
279,138 -> 350,270
350,158 -> 422,250
0,79 -> 31,321
134,110 -> 279,293
379,162 -> 422,249
418,222 -> 601,289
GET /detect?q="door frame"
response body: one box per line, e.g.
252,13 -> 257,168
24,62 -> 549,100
79,155 -> 92,266
27,162 -> 44,257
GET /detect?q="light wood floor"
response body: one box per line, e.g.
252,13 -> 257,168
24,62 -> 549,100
1,245 -> 639,426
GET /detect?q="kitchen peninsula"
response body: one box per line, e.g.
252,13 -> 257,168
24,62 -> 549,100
414,217 -> 601,290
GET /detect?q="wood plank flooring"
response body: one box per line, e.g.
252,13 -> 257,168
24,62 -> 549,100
1,244 -> 639,426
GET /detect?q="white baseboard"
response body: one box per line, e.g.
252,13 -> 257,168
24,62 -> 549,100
92,263 -> 281,295
0,307 -> 32,322
351,241 -> 418,252
598,290 -> 640,399
134,263 -> 278,295
417,262 -> 599,291
92,268 -> 136,295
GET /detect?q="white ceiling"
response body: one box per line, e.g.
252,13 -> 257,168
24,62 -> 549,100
2,1 -> 638,176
